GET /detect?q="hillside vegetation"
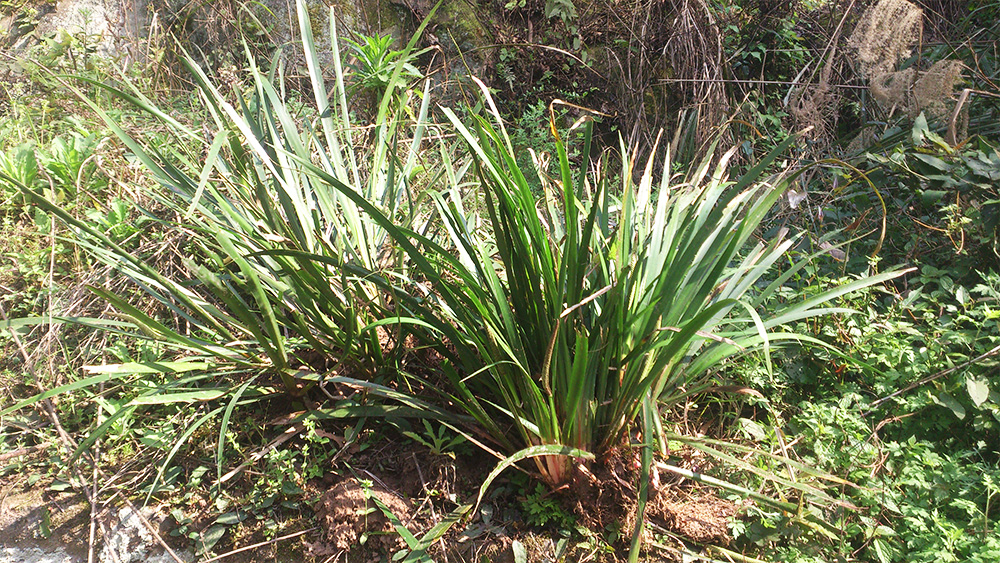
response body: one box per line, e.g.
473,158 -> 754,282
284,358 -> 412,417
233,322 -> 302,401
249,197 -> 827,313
1,0 -> 998,561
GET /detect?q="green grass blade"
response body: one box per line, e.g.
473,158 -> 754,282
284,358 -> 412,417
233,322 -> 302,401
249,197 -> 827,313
475,445 -> 594,511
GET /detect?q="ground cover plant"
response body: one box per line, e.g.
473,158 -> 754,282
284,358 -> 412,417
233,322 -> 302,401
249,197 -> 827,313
1,0 -> 999,561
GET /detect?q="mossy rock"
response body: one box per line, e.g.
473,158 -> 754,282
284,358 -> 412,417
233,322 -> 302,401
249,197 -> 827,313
432,0 -> 488,54
376,0 -> 490,59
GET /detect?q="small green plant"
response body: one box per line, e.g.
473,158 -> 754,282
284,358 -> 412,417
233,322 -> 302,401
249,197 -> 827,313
44,131 -> 102,196
522,482 -> 575,528
344,32 -> 427,101
497,47 -> 517,91
85,198 -> 149,243
0,143 -> 40,204
544,0 -> 578,27
402,419 -> 468,457
21,28 -> 103,80
1,127 -> 105,208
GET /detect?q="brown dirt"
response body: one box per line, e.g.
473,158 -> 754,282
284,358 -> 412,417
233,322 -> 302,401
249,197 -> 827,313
569,447 -> 640,535
308,478 -> 414,556
2,418 -> 744,563
567,445 -> 739,550
649,493 -> 738,544
302,436 -> 496,561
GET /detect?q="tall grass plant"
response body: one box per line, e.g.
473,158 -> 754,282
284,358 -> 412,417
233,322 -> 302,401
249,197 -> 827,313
369,89 -> 908,489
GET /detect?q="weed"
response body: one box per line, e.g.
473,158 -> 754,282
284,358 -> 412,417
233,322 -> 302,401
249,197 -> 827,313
0,143 -> 40,205
2,2 -> 998,562
84,198 -> 150,244
344,32 -> 429,104
43,130 -> 103,197
402,420 -> 468,458
521,483 -> 575,529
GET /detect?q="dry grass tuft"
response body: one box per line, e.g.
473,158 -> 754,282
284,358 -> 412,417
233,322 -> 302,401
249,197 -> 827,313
847,0 -> 923,80
789,46 -> 841,146
870,60 -> 965,129
663,0 -> 728,144
846,0 -> 967,141
913,59 -> 966,123
870,67 -> 918,116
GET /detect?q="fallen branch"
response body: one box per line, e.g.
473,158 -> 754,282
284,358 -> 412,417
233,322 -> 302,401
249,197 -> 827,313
0,444 -> 47,464
198,527 -> 317,563
867,342 -> 1000,412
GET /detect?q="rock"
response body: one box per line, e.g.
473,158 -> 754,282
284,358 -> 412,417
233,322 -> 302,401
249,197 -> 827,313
98,506 -> 193,563
0,547 -> 77,563
36,0 -> 118,55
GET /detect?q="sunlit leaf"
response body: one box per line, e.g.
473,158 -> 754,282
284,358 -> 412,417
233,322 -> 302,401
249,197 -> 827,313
966,375 -> 990,408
